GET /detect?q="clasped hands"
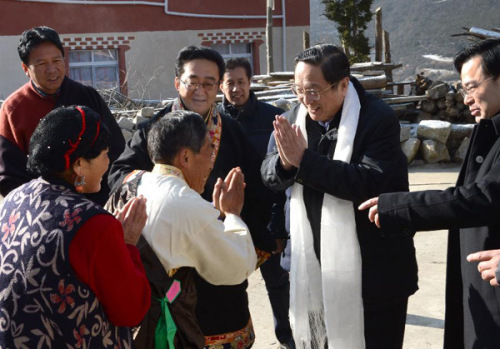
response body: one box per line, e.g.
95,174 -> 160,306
213,167 -> 246,217
273,115 -> 307,171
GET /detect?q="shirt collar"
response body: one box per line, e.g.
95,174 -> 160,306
30,80 -> 61,99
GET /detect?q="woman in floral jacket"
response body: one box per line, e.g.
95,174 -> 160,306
0,105 -> 151,348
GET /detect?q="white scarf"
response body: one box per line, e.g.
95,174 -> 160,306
289,81 -> 365,349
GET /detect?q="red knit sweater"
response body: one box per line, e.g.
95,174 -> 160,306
0,82 -> 56,153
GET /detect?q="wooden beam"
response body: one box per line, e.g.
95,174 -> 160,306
375,7 -> 383,62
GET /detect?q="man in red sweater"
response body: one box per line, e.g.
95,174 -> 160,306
0,26 -> 124,206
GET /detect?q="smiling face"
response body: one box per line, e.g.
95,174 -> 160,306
461,55 -> 500,122
220,66 -> 251,107
174,59 -> 219,117
22,42 -> 65,95
294,61 -> 348,122
183,133 -> 214,194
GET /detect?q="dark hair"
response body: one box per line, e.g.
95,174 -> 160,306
18,26 -> 64,65
148,110 -> 207,164
294,44 -> 350,84
454,38 -> 500,78
175,46 -> 225,81
225,57 -> 252,80
27,106 -> 109,177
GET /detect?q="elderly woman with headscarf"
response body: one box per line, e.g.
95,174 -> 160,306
0,105 -> 151,348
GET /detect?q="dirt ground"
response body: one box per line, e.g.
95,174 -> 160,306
248,164 -> 461,348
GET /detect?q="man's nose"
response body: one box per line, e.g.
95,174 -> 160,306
302,94 -> 315,105
463,93 -> 474,105
46,63 -> 57,73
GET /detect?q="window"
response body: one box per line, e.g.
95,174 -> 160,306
211,43 -> 253,71
69,49 -> 119,91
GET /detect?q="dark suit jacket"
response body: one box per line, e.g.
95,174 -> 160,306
378,113 -> 500,349
261,77 -> 419,304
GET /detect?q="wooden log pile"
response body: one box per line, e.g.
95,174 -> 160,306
407,74 -> 473,124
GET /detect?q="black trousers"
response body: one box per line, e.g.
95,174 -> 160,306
304,297 -> 409,349
363,297 -> 409,349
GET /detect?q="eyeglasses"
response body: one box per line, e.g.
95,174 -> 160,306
291,82 -> 338,101
180,79 -> 219,91
459,77 -> 494,98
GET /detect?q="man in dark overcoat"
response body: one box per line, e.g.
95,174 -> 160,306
261,44 -> 418,349
360,38 -> 500,349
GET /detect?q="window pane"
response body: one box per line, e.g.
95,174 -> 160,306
69,51 -> 92,63
94,49 -> 117,62
230,43 -> 251,54
211,44 -> 230,55
94,66 -> 118,90
70,67 -> 92,86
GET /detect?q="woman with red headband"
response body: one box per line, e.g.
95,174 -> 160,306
0,105 -> 151,348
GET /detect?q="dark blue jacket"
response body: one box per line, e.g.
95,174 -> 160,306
218,91 -> 288,239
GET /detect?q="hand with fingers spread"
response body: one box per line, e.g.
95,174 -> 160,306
467,249 -> 500,287
114,195 -> 148,246
358,197 -> 381,228
273,115 -> 307,170
214,167 -> 246,217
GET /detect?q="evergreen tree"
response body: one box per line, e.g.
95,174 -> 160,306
322,0 -> 373,63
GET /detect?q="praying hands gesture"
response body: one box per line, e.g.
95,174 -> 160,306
273,115 -> 307,170
114,196 -> 148,246
213,167 -> 246,217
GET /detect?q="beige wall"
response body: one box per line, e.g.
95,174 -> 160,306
0,36 -> 28,100
126,25 -> 308,100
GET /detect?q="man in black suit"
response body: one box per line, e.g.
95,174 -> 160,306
360,38 -> 500,349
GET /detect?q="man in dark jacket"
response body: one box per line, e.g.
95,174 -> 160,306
108,46 -> 277,348
0,26 -> 124,206
261,44 -> 418,349
360,38 -> 500,349
218,58 -> 294,349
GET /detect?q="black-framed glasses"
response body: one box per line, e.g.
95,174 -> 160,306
180,79 -> 219,91
459,77 -> 494,98
291,82 -> 338,101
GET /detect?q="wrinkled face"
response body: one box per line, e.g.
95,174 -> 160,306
220,67 -> 251,107
461,55 -> 500,122
293,61 -> 348,122
174,59 -> 219,117
184,134 -> 214,194
22,42 -> 65,95
78,148 -> 110,193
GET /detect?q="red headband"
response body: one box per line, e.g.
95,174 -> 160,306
64,106 -> 87,170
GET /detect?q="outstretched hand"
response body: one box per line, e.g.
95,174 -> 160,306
467,249 -> 500,287
358,197 -> 380,228
114,196 -> 148,246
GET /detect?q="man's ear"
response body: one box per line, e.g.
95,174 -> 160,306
175,147 -> 192,169
174,76 -> 181,92
22,63 -> 30,77
340,76 -> 350,96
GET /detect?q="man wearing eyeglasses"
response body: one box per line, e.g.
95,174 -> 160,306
359,39 -> 500,348
261,44 -> 418,348
109,46 -> 278,349
218,58 -> 295,349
